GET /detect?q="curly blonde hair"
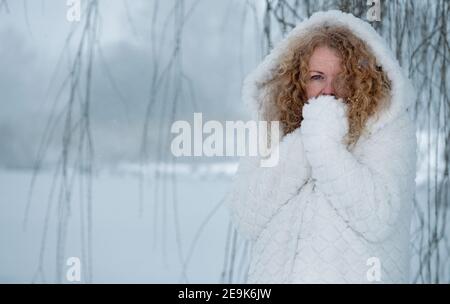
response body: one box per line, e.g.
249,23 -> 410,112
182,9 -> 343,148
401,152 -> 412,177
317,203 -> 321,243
264,24 -> 392,148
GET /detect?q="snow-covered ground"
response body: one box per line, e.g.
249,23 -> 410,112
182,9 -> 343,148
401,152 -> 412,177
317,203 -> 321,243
0,164 -> 236,283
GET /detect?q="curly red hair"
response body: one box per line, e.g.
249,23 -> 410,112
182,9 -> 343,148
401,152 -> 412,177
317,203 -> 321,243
264,24 -> 392,148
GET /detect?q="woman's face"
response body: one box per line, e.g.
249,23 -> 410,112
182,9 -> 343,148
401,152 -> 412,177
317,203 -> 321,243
306,46 -> 342,99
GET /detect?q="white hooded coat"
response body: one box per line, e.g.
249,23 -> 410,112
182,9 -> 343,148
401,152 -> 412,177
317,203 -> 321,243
224,10 -> 417,283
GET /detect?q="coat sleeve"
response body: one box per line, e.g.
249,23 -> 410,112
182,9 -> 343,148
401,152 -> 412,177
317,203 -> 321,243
300,95 -> 417,243
224,127 -> 312,241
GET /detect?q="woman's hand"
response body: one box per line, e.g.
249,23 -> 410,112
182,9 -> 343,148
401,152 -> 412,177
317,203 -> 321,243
301,95 -> 349,144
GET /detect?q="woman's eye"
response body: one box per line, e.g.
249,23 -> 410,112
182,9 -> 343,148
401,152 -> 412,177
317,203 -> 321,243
310,75 -> 323,80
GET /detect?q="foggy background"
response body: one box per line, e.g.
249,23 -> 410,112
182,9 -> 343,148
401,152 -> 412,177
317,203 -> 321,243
0,0 -> 260,168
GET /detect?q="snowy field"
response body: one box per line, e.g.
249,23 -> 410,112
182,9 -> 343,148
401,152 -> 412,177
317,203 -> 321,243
0,130 -> 447,283
0,164 -> 237,283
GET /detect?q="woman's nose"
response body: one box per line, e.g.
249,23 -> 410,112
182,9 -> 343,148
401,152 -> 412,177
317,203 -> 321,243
321,80 -> 335,96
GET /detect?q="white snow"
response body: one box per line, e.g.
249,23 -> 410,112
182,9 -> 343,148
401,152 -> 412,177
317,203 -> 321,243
0,165 -> 234,283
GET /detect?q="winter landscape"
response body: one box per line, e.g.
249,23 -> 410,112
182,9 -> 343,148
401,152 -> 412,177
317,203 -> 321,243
0,0 -> 449,283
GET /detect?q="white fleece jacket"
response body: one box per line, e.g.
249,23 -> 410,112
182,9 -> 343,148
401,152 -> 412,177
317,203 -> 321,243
224,10 -> 417,283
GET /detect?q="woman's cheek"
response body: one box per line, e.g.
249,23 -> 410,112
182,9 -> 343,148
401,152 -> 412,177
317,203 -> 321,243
306,82 -> 322,99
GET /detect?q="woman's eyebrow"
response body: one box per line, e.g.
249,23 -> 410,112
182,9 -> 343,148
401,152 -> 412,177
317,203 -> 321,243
310,70 -> 324,74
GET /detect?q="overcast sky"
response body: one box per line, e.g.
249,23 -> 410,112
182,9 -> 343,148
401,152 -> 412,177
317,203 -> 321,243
0,0 -> 266,168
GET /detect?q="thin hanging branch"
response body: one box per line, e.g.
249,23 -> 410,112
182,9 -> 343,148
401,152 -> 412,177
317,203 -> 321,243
26,0 -> 100,283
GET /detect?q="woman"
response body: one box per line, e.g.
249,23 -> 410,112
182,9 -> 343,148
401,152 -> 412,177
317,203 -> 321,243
224,10 -> 417,283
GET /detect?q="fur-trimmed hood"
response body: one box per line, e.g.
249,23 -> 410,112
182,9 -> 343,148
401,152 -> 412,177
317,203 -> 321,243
242,10 -> 415,136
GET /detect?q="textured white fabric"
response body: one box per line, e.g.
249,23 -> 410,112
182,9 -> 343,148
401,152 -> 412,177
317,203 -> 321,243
224,10 -> 417,283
